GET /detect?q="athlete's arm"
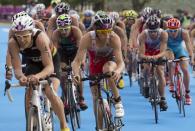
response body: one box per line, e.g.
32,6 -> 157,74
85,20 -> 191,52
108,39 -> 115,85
182,30 -> 193,58
72,33 -> 90,76
138,31 -> 147,59
154,31 -> 168,58
111,33 -> 125,73
35,32 -> 54,79
72,26 -> 82,47
52,29 -> 60,48
8,39 -> 24,79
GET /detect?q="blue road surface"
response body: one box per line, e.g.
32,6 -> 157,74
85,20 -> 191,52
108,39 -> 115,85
0,25 -> 195,131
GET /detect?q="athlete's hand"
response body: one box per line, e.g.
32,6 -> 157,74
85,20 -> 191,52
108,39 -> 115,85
112,71 -> 121,81
73,75 -> 80,86
19,75 -> 28,86
27,75 -> 40,85
5,70 -> 13,80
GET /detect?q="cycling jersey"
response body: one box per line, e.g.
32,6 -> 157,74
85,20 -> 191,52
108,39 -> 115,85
14,29 -> 60,78
58,29 -> 78,64
83,19 -> 92,29
14,29 -> 42,64
145,29 -> 163,56
167,28 -> 188,58
88,31 -> 115,75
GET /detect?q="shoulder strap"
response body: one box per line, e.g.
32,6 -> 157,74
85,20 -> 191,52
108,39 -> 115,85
90,31 -> 96,49
33,30 -> 42,44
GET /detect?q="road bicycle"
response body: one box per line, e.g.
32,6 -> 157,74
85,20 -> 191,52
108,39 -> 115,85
138,58 -> 167,124
4,79 -> 54,131
82,72 -> 124,131
168,58 -> 189,117
61,65 -> 81,131
126,48 -> 138,87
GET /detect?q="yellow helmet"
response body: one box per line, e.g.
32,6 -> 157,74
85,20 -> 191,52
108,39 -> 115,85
124,10 -> 138,19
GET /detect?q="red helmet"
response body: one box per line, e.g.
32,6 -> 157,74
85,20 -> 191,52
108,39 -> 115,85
167,18 -> 181,29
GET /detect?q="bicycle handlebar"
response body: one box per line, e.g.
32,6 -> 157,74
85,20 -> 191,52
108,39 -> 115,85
167,57 -> 190,63
4,79 -> 51,102
138,58 -> 167,65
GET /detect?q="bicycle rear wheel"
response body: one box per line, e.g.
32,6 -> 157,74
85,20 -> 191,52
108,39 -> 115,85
27,106 -> 42,131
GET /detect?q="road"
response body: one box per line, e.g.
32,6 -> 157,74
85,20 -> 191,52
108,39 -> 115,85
0,25 -> 195,131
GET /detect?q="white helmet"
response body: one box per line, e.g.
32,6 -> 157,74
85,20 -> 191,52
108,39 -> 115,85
109,11 -> 119,22
12,11 -> 28,22
34,3 -> 45,13
12,15 -> 34,31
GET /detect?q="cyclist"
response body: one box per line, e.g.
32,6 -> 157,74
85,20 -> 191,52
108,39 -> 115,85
123,10 -> 138,41
129,7 -> 153,48
47,2 -> 79,38
8,15 -> 69,131
69,9 -> 86,34
190,25 -> 195,77
31,3 -> 46,20
109,11 -> 127,88
39,9 -> 52,30
5,11 -> 45,80
52,14 -> 88,110
47,0 -> 61,17
72,11 -> 125,127
139,15 -> 168,111
109,11 -> 126,31
82,9 -> 94,30
123,9 -> 138,81
166,18 -> 194,105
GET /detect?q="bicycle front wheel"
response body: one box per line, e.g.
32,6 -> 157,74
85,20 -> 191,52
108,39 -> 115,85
27,106 -> 42,131
151,77 -> 159,124
179,75 -> 186,117
67,82 -> 80,131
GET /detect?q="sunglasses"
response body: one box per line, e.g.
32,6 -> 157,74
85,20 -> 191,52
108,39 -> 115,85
168,29 -> 178,33
15,33 -> 32,38
96,29 -> 112,34
126,17 -> 135,20
58,26 -> 71,32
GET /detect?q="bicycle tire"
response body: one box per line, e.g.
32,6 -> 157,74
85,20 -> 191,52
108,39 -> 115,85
95,99 -> 110,130
66,81 -> 82,131
179,75 -> 186,117
114,117 -> 124,131
27,106 -> 42,131
174,74 -> 182,114
66,82 -> 77,131
151,77 -> 158,124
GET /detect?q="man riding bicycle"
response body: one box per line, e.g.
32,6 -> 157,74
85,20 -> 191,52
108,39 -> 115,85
52,14 -> 88,111
139,15 -> 168,111
72,11 -> 125,128
166,18 -> 194,105
8,15 -> 69,131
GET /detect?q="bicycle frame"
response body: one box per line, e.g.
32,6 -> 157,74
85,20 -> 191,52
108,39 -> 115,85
82,73 -> 124,131
61,65 -> 80,131
138,59 -> 166,124
171,58 -> 189,117
4,80 -> 54,131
